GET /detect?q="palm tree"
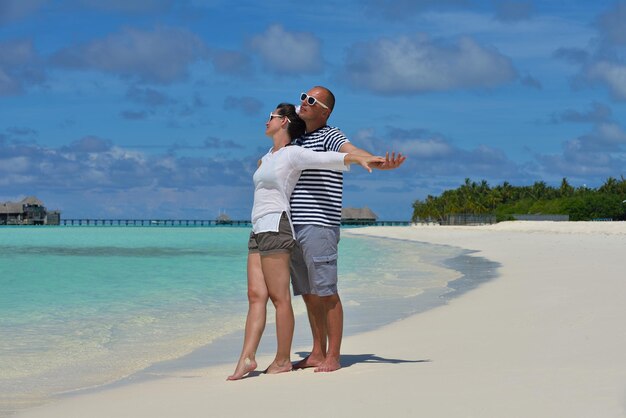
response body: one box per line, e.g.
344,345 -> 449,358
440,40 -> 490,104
559,178 -> 574,197
599,177 -> 619,194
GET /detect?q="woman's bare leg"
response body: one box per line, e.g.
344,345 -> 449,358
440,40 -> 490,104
227,252 -> 268,380
261,252 -> 294,374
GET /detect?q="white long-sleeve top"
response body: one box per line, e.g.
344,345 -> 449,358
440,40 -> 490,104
251,145 -> 349,234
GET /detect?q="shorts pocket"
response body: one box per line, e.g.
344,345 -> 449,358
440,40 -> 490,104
312,254 -> 337,265
311,253 -> 338,294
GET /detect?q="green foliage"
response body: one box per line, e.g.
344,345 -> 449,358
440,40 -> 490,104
563,194 -> 626,221
412,176 -> 626,222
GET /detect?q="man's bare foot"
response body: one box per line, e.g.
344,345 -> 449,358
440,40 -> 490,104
314,357 -> 341,373
292,354 -> 324,370
227,357 -> 257,380
265,359 -> 292,375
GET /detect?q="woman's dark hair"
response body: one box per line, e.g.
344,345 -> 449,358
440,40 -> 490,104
276,103 -> 306,141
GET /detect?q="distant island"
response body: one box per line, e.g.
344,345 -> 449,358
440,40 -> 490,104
412,177 -> 626,223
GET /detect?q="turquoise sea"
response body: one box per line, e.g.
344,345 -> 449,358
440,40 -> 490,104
0,226 -> 495,416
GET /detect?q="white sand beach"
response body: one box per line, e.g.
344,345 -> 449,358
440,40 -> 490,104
16,222 -> 626,418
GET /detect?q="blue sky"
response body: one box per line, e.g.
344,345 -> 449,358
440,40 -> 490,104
1,0 -> 625,220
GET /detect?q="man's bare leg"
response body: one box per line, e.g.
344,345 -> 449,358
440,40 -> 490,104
293,293 -> 327,369
261,253 -> 294,374
315,294 -> 343,372
227,253 -> 267,380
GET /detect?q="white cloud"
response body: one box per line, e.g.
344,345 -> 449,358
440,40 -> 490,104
370,127 -> 522,179
596,0 -> 626,46
596,122 -> 626,145
393,138 -> 453,158
360,0 -> 469,20
537,148 -> 621,177
249,24 -> 323,75
0,39 -> 45,95
0,69 -> 18,95
586,61 -> 626,100
51,27 -> 208,84
343,34 -> 516,94
0,136 -> 253,196
424,11 -> 593,61
551,102 -> 612,124
535,121 -> 626,178
558,2 -> 626,102
0,157 -> 30,172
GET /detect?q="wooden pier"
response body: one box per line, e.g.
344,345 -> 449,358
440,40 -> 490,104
60,219 -> 252,227
58,219 -> 411,227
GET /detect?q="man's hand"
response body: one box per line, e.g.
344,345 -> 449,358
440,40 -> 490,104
370,152 -> 406,170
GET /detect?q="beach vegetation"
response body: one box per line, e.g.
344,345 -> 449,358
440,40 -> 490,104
412,176 -> 626,222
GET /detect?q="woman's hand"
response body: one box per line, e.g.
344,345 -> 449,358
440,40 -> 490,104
346,154 -> 387,173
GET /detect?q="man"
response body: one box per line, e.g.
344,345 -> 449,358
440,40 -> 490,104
290,86 -> 405,372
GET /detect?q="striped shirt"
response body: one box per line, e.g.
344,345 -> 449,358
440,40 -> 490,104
290,125 -> 349,227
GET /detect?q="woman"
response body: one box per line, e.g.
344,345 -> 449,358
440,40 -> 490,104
227,103 -> 384,380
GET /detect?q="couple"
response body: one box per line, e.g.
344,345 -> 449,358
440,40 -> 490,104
228,86 -> 405,380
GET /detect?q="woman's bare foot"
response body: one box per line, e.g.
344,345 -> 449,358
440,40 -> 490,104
265,358 -> 293,374
227,357 -> 257,380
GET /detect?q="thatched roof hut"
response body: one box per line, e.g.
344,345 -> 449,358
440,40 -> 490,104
0,197 -> 44,213
216,212 -> 233,224
0,196 -> 55,225
341,207 -> 378,222
0,202 -> 23,214
22,196 -> 44,206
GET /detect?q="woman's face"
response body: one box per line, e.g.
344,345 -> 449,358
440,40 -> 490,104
265,108 -> 284,137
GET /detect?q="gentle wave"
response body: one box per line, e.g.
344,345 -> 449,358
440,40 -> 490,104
0,226 -> 485,416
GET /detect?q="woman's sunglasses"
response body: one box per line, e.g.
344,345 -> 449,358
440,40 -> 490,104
268,113 -> 291,123
300,93 -> 329,109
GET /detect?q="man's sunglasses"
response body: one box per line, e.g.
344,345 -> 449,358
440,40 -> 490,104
300,93 -> 329,110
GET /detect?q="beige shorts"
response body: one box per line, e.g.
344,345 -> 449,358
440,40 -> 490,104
248,212 -> 295,256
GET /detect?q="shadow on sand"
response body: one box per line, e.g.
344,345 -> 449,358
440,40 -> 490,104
294,351 -> 431,369
235,352 -> 430,379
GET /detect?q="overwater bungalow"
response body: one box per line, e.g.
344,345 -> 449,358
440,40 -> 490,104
0,197 -> 60,225
216,212 -> 233,225
341,207 -> 378,225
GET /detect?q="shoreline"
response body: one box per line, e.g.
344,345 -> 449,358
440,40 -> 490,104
2,230 -> 468,417
15,222 -> 626,418
39,234 -> 493,404
137,237 -> 497,370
